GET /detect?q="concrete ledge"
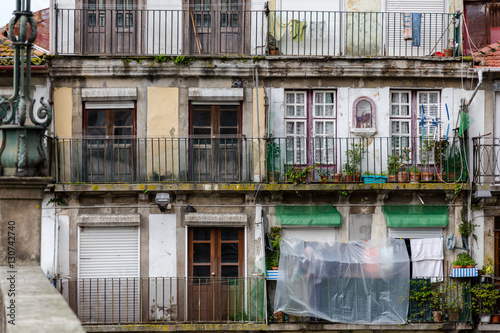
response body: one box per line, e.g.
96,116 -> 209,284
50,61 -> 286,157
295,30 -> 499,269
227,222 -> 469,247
82,322 -> 472,332
78,214 -> 141,226
0,266 -> 85,333
477,323 -> 500,331
54,182 -> 465,193
185,213 -> 247,226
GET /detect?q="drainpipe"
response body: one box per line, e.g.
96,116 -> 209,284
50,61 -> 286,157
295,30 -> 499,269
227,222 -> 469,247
255,66 -> 262,181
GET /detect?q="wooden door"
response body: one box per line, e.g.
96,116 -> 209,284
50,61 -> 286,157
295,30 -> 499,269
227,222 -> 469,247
84,107 -> 136,182
84,0 -> 137,54
187,227 -> 244,321
189,0 -> 245,55
190,104 -> 241,182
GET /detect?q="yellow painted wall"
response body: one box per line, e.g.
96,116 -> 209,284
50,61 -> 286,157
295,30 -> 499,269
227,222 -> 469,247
146,87 -> 179,180
253,87 -> 265,181
53,87 -> 73,138
147,87 -> 179,137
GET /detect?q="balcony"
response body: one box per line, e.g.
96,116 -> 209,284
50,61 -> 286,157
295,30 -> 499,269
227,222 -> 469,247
55,276 -> 471,325
54,8 -> 461,58
473,137 -> 500,186
54,136 -> 467,184
56,277 -> 265,324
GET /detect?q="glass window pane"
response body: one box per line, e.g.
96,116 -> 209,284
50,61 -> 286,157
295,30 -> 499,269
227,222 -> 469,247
88,128 -> 105,136
286,105 -> 294,117
220,110 -> 237,126
391,93 -> 399,103
125,0 -> 133,10
391,105 -> 399,116
220,128 -> 237,135
99,13 -> 105,26
286,122 -> 294,134
193,265 -> 210,277
325,122 -> 334,134
89,0 -> 97,10
401,93 -> 409,103
315,122 -> 324,134
296,105 -> 305,117
296,93 -> 305,104
391,121 -> 400,134
116,0 -> 124,10
296,122 -> 305,135
194,243 -> 210,263
221,228 -> 239,240
221,0 -> 228,11
230,14 -> 238,27
286,93 -> 295,104
204,14 -> 211,27
194,0 -> 202,11
220,13 -> 228,27
203,0 -> 211,11
114,128 -> 131,136
221,243 -> 238,263
114,110 -> 132,126
87,110 -> 106,127
195,13 -> 201,26
325,92 -> 334,103
401,105 -> 409,116
116,13 -> 124,27
315,93 -> 323,104
193,227 -> 211,240
315,105 -> 323,117
401,122 -> 409,134
419,93 -> 428,104
125,13 -> 133,27
230,0 -> 238,11
221,266 -> 238,277
325,105 -> 334,117
193,110 -> 211,127
430,93 -> 438,103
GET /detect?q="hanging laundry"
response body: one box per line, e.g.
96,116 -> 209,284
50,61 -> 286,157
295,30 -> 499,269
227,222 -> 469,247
412,13 -> 421,47
290,20 -> 307,42
269,13 -> 287,41
403,13 -> 412,40
410,238 -> 443,280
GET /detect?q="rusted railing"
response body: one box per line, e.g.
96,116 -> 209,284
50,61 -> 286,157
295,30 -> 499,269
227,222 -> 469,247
473,137 -> 500,185
56,277 -> 265,324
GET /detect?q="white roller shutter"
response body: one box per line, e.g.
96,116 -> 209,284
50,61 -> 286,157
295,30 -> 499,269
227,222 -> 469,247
388,227 -> 443,239
386,0 -> 447,56
283,227 -> 338,243
78,226 -> 140,323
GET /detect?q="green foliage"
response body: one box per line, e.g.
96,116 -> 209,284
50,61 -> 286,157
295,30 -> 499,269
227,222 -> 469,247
471,283 -> 500,314
153,54 -> 170,62
482,253 -> 494,275
266,227 -> 282,269
285,165 -> 315,184
172,56 -> 194,66
343,143 -> 365,175
266,135 -> 281,172
46,196 -> 68,206
387,147 -> 410,174
452,252 -> 476,267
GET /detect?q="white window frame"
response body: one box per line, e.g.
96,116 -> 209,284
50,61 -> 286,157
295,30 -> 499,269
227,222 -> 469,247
313,91 -> 336,164
285,91 -> 307,164
390,91 -> 411,158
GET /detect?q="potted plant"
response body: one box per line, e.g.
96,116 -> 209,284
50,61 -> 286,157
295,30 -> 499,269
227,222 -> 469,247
420,140 -> 434,181
285,165 -> 315,184
266,227 -> 282,270
317,165 -> 330,182
397,146 -> 411,183
409,165 -> 421,183
471,283 -> 500,322
452,252 -> 476,268
458,219 -> 478,249
445,281 -> 468,322
434,139 -> 448,182
387,154 -> 401,182
343,143 -> 364,182
445,145 -> 467,181
409,280 -> 445,322
266,134 -> 281,182
482,253 -> 494,275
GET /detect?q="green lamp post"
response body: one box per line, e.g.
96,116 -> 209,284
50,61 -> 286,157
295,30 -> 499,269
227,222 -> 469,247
0,0 -> 52,177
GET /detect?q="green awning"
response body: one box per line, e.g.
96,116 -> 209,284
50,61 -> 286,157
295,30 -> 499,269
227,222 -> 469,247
382,205 -> 448,228
275,205 -> 342,227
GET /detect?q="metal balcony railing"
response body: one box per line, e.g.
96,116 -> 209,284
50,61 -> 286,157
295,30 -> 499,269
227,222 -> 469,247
54,136 -> 467,184
56,277 -> 265,324
473,137 -> 500,185
54,8 -> 461,57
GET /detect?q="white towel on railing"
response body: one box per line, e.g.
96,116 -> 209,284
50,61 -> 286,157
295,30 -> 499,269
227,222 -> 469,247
412,260 -> 443,279
410,238 -> 443,261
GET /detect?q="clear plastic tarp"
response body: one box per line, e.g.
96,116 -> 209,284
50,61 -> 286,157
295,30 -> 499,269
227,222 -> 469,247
274,237 -> 410,324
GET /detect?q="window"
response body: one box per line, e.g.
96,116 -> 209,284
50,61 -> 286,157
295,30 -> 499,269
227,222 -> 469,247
284,90 -> 336,165
390,91 -> 440,162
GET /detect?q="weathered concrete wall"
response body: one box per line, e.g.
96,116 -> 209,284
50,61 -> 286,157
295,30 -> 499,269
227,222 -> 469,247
0,178 -> 51,266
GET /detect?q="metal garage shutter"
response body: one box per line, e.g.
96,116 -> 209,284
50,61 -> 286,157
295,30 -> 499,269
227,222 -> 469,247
388,227 -> 443,239
78,226 -> 140,323
283,227 -> 338,243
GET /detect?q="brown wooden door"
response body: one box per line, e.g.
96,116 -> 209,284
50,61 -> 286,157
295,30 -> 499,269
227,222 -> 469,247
190,104 -> 241,182
84,0 -> 137,54
189,0 -> 245,55
84,107 -> 136,182
187,227 -> 244,321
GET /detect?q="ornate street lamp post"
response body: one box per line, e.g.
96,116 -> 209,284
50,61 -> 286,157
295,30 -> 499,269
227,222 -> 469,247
0,0 -> 52,176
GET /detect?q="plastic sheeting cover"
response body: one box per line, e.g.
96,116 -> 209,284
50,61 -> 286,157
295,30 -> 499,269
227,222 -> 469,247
274,237 -> 410,324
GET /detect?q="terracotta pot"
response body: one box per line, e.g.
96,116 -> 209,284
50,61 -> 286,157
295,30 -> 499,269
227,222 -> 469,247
453,265 -> 464,269
268,171 -> 280,182
388,175 -> 397,183
432,310 -> 444,322
397,171 -> 408,183
320,175 -> 328,182
332,173 -> 342,182
345,173 -> 360,182
436,172 -> 446,182
409,172 -> 421,183
492,314 -> 500,323
421,172 -> 434,182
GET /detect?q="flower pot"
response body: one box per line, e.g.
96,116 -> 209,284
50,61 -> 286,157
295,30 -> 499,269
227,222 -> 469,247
492,314 -> 500,323
345,173 -> 360,182
332,173 -> 342,182
444,48 -> 453,57
432,310 -> 444,322
448,310 -> 460,322
421,172 -> 434,182
268,171 -> 280,182
397,171 -> 408,183
320,175 -> 328,182
409,172 -> 421,183
388,175 -> 397,183
269,46 -> 280,55
481,314 -> 492,323
436,172 -> 446,182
